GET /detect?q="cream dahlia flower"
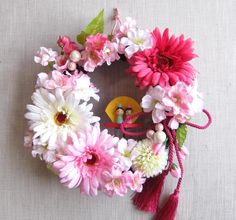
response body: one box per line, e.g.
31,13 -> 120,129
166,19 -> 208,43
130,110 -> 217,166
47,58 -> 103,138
131,139 -> 168,177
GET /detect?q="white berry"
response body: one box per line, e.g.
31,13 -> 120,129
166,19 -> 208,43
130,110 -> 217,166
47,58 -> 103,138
155,123 -> 164,131
67,61 -> 77,71
69,50 -> 81,63
146,130 -> 155,139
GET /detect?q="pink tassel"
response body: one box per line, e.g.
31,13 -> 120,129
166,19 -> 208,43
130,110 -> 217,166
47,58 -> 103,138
154,190 -> 179,220
132,171 -> 167,213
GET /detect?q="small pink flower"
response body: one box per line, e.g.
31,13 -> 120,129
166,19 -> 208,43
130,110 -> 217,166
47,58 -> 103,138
86,33 -> 108,50
53,55 -> 69,72
81,49 -> 103,72
163,82 -> 193,116
102,167 -> 129,197
34,47 -> 58,66
102,41 -> 120,65
125,171 -> 146,192
170,163 -> 181,178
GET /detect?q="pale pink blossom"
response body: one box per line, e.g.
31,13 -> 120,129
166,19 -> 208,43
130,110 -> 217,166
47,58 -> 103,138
34,47 -> 58,66
53,55 -> 70,72
36,71 -> 99,102
116,138 -> 137,170
102,41 -> 120,65
119,17 -> 137,35
53,123 -> 119,195
162,82 -> 193,115
81,49 -> 103,72
141,86 -> 169,123
125,171 -> 146,192
102,167 -> 129,196
170,164 -> 181,178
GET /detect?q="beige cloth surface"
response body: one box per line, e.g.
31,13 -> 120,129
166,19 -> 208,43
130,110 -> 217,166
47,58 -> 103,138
0,0 -> 235,219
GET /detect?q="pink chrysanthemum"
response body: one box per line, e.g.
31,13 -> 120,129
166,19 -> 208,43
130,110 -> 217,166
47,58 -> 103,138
128,28 -> 197,88
53,123 -> 119,196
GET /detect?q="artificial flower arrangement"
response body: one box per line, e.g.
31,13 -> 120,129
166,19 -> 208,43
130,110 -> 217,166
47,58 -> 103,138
24,9 -> 212,220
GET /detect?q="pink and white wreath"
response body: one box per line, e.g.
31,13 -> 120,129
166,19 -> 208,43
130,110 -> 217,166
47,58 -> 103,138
24,9 -> 212,220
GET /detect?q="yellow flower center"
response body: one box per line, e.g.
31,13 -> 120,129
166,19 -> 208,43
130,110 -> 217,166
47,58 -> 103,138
134,38 -> 145,45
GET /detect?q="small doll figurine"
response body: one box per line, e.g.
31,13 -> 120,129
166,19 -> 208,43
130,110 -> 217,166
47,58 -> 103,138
125,105 -> 133,124
115,103 -> 124,124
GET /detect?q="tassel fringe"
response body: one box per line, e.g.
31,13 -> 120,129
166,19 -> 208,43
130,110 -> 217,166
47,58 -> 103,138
154,190 -> 179,220
132,171 -> 167,213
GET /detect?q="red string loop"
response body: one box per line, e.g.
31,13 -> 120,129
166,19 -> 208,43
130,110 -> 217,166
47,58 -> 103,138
185,109 -> 212,129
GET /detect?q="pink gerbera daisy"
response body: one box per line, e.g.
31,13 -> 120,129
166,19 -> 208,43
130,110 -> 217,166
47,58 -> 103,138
128,28 -> 197,88
53,123 -> 119,196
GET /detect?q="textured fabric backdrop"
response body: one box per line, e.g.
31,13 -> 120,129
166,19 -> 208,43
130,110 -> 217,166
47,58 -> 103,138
0,0 -> 235,219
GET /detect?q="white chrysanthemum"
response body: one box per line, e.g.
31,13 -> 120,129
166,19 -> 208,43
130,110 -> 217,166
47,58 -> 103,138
25,88 -> 100,149
131,139 -> 168,178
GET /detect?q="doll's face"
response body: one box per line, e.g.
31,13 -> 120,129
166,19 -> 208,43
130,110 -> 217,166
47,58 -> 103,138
125,109 -> 132,115
116,108 -> 124,115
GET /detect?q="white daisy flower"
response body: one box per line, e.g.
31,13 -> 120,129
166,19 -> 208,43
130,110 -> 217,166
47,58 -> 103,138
120,28 -> 152,58
25,88 -> 100,149
131,138 -> 168,178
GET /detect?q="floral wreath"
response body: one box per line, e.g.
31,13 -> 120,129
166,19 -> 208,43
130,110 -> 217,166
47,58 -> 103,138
24,9 -> 212,220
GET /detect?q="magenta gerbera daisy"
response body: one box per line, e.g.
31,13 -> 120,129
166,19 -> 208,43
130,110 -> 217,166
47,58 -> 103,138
127,28 -> 197,88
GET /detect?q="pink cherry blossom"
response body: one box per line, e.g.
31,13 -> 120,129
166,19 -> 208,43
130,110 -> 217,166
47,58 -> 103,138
119,17 -> 137,35
81,49 -> 103,72
34,47 -> 58,66
125,171 -> 146,192
102,167 -> 129,197
116,138 -> 137,171
86,33 -> 108,50
102,41 -> 120,65
53,123 -> 119,195
162,82 -> 193,115
53,55 -> 69,72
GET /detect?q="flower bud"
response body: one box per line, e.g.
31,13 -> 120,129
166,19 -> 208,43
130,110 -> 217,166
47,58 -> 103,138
179,145 -> 189,160
170,164 -> 181,178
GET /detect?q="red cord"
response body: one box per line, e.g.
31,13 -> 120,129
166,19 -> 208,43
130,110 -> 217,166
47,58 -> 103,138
186,109 -> 212,129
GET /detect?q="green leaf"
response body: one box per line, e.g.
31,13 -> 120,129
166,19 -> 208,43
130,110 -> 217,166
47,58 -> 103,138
176,124 -> 188,147
77,9 -> 104,45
